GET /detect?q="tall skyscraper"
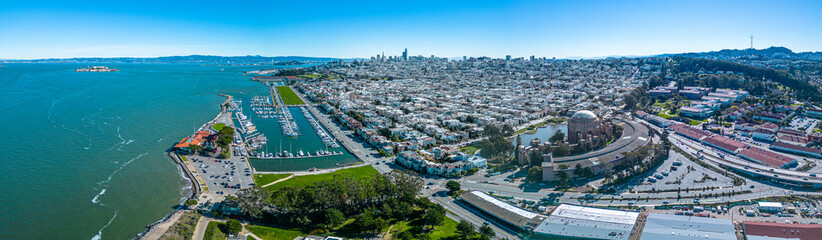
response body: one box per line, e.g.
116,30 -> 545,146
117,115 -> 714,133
506,55 -> 512,61
402,48 -> 408,61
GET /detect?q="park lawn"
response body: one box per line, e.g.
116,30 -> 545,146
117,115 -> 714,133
266,165 -> 379,191
276,86 -> 305,105
203,221 -> 227,240
297,74 -> 322,79
389,216 -> 458,240
246,225 -> 302,240
429,217 -> 459,239
212,123 -> 226,131
253,174 -> 292,186
460,146 -> 479,154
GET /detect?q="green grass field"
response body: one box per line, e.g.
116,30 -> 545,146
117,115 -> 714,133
460,146 -> 479,154
276,86 -> 305,105
203,221 -> 227,240
390,217 -> 458,240
212,123 -> 226,131
246,225 -> 302,240
266,165 -> 379,191
253,174 -> 292,186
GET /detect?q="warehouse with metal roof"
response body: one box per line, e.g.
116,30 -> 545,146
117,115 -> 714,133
639,213 -> 736,240
459,191 -> 546,231
533,204 -> 639,240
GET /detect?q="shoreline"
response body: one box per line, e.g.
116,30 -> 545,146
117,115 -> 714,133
134,94 -> 231,240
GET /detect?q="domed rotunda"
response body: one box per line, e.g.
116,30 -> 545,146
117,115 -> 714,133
568,110 -> 603,143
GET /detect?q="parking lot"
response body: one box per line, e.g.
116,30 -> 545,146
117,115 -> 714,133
633,150 -> 735,192
731,199 -> 822,224
789,116 -> 821,134
189,155 -> 255,196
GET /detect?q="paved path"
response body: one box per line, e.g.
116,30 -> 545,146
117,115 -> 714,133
191,216 -> 210,240
260,174 -> 294,188
142,210 -> 184,240
246,232 -> 263,240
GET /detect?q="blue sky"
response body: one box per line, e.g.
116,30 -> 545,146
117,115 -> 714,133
1,0 -> 820,59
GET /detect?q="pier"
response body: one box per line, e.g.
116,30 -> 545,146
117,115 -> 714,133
301,106 -> 339,148
253,151 -> 344,160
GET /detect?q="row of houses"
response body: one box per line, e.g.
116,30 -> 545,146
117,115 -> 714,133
394,150 -> 486,177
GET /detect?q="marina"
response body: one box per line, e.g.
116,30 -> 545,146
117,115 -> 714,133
301,106 -> 340,148
227,84 -> 357,171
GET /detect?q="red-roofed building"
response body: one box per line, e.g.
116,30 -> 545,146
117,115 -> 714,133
738,147 -> 797,169
703,135 -> 747,154
809,132 -> 822,143
770,141 -> 822,158
776,134 -> 808,146
174,131 -> 214,153
634,111 -> 648,119
744,221 -> 822,240
669,124 -> 712,141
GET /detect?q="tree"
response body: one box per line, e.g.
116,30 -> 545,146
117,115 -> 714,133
379,127 -> 392,138
395,201 -> 413,220
424,208 -> 445,226
324,208 -> 345,227
548,130 -> 565,143
227,219 -> 243,235
456,220 -> 477,239
501,124 -> 515,136
479,223 -> 495,238
188,144 -> 203,154
397,230 -> 414,240
185,199 -> 198,207
385,170 -> 422,198
528,166 -> 543,183
624,94 -> 638,110
446,180 -> 461,195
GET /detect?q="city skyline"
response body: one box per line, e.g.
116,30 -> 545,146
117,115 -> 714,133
1,0 -> 821,59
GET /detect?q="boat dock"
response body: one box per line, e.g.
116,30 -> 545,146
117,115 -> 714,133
301,106 -> 340,148
253,151 -> 344,159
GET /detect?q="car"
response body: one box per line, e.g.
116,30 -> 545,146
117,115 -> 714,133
628,201 -> 635,205
774,174 -> 779,178
663,201 -> 670,204
750,185 -> 755,188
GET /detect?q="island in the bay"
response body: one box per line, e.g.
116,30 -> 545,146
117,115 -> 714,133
75,66 -> 119,72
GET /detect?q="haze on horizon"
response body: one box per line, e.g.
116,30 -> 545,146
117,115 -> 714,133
1,0 -> 820,60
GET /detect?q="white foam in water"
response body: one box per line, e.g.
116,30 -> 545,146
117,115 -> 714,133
91,210 -> 118,240
98,152 -> 147,185
156,137 -> 164,143
91,189 -> 106,204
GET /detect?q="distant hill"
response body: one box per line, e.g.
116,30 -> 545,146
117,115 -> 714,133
1,55 -> 347,64
663,46 -> 822,61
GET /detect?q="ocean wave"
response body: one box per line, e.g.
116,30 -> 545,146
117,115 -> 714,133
91,209 -> 118,240
49,93 -> 94,149
97,152 -> 147,186
91,189 -> 106,204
